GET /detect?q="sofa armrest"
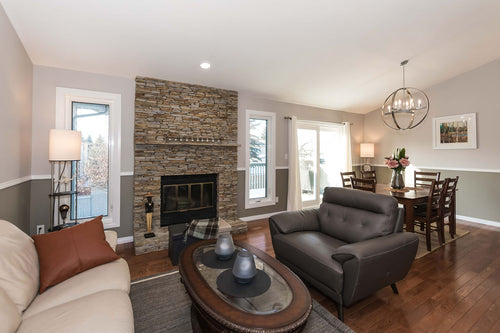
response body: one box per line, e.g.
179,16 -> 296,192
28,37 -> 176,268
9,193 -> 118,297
104,230 -> 118,252
269,208 -> 320,235
394,207 -> 405,232
331,232 -> 419,306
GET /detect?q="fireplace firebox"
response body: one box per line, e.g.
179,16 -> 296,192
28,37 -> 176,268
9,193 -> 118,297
160,174 -> 217,226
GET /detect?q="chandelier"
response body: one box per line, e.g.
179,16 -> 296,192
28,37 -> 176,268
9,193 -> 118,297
381,60 -> 429,130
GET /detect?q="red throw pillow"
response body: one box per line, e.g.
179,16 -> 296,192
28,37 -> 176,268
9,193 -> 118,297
32,216 -> 119,293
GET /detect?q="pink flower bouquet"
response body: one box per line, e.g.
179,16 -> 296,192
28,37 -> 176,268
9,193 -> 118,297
384,148 -> 410,172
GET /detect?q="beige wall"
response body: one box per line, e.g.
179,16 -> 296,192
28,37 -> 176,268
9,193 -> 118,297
364,59 -> 500,223
364,58 -> 500,170
31,65 -> 135,175
0,4 -> 32,184
0,4 -> 32,232
237,92 -> 365,168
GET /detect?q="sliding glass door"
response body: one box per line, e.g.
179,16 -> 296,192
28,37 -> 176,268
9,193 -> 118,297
297,121 -> 348,207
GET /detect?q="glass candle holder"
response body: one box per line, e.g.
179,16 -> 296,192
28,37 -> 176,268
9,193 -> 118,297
232,251 -> 257,284
214,233 -> 235,260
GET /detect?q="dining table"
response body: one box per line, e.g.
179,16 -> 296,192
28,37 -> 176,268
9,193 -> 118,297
375,184 -> 430,233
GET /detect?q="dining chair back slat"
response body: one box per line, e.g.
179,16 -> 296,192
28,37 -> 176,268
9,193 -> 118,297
350,177 -> 376,193
415,171 -> 441,188
361,170 -> 376,182
340,171 -> 356,188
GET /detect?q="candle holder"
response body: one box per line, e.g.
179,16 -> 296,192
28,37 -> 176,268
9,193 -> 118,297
232,251 -> 257,284
214,234 -> 235,260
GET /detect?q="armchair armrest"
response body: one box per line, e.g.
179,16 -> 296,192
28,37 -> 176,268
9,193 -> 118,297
331,232 -> 418,306
269,208 -> 320,235
104,230 -> 118,252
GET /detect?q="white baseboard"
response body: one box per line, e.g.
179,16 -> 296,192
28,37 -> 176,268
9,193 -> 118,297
456,215 -> 500,227
239,211 -> 287,222
117,236 -> 134,244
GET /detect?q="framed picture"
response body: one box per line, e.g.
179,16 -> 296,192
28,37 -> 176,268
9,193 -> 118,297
433,113 -> 477,149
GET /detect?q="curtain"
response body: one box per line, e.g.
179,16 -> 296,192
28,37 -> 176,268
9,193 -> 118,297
343,122 -> 352,173
287,116 -> 302,211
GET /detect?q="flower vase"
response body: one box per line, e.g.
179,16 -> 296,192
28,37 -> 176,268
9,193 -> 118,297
391,170 -> 405,189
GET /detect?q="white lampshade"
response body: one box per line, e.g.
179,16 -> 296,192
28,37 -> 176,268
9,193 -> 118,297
360,143 -> 375,158
49,129 -> 82,161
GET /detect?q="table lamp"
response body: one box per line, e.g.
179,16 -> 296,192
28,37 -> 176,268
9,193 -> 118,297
360,143 -> 374,171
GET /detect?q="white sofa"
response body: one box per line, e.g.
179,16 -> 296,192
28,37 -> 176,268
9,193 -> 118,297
0,220 -> 134,333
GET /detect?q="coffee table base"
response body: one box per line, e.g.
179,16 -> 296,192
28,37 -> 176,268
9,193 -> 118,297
190,299 -> 307,333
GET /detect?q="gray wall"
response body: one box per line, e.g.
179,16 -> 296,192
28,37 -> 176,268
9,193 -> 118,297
236,92 -> 365,217
0,182 -> 31,232
365,59 -> 500,222
27,176 -> 134,238
26,66 -> 136,237
373,166 -> 500,222
0,4 -> 33,232
31,65 -> 135,175
237,169 -> 288,218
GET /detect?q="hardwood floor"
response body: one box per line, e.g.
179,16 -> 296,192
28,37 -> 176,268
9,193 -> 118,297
117,219 -> 500,332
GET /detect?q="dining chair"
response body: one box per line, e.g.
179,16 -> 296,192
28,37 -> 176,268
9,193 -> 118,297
413,179 -> 448,251
350,177 -> 376,193
340,171 -> 356,188
440,176 -> 459,243
414,171 -> 442,231
414,171 -> 441,188
361,170 -> 376,183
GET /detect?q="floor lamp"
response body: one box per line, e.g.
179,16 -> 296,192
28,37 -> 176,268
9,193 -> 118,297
49,129 -> 82,231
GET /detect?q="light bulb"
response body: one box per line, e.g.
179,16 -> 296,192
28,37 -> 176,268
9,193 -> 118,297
200,62 -> 211,70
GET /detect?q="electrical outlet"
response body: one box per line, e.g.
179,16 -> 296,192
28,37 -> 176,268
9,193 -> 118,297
276,196 -> 279,203
36,225 -> 45,235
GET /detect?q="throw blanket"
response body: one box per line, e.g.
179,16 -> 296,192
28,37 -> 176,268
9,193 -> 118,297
184,218 -> 219,241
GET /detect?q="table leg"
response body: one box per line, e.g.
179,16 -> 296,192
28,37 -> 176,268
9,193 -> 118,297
404,202 -> 415,233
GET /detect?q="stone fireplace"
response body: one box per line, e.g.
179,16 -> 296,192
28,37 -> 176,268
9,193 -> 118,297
133,77 -> 246,254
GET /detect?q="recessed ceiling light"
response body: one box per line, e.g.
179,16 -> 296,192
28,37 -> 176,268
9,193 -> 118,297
200,62 -> 211,70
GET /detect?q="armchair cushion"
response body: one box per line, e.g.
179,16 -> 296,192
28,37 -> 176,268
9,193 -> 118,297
272,231 -> 346,294
0,286 -> 21,333
22,258 -> 130,319
17,290 -> 134,333
319,187 -> 398,243
0,220 -> 39,313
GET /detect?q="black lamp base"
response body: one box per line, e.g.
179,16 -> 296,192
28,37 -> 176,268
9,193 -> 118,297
144,232 -> 156,238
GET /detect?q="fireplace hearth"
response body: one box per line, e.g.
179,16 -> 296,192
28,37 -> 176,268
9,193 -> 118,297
161,174 -> 217,226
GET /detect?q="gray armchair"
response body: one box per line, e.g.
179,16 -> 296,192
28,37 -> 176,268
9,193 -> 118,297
269,187 -> 419,321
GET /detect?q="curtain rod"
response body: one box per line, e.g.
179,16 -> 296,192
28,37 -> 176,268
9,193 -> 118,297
284,116 -> 353,125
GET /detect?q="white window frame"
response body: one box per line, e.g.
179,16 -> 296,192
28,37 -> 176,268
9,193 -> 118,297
56,87 -> 121,229
245,110 -> 276,209
297,120 -> 346,208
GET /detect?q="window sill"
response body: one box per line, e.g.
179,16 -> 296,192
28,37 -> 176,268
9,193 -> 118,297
73,216 -> 120,229
245,199 -> 276,210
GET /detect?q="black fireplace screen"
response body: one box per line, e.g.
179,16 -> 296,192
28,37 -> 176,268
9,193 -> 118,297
161,174 -> 217,226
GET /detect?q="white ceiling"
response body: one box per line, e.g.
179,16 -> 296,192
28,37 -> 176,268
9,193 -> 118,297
3,0 -> 500,114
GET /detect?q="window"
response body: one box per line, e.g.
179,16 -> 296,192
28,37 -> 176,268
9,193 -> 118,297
71,102 -> 110,219
245,110 -> 276,209
297,121 -> 348,207
56,88 -> 121,228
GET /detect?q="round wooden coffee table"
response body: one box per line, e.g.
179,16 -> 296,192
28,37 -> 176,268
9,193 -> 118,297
179,239 -> 312,333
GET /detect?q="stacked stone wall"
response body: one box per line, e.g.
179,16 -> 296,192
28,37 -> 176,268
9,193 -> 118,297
133,77 -> 245,254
